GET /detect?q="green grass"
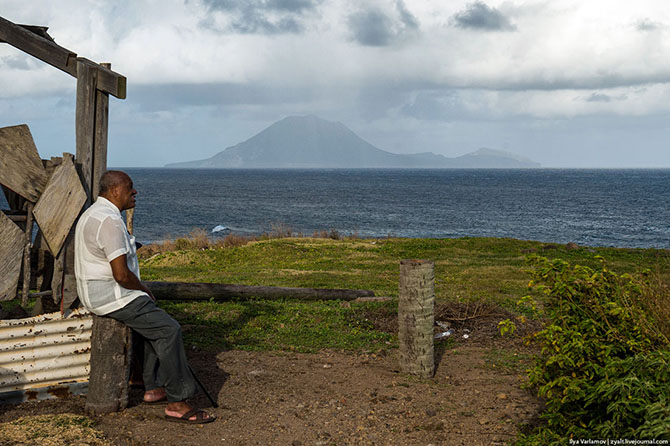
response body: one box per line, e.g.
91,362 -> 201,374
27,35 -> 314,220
160,298 -> 396,352
138,237 -> 670,352
142,237 -> 669,301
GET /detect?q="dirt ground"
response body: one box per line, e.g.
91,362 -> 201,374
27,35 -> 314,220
0,309 -> 544,446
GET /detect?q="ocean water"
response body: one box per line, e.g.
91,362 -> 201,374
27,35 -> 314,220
114,168 -> 670,249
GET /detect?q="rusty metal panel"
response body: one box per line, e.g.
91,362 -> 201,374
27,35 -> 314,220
0,308 -> 92,403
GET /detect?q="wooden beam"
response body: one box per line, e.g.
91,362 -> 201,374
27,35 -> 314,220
0,16 -> 77,77
0,17 -> 127,98
91,63 -> 110,199
76,57 -> 126,100
75,60 -> 97,205
145,281 -> 376,302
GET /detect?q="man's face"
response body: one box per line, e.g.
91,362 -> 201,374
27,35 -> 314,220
115,176 -> 137,210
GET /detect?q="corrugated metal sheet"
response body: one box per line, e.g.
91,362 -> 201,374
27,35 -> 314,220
0,308 -> 92,403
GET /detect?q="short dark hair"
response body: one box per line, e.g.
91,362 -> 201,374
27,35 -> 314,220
99,170 -> 130,196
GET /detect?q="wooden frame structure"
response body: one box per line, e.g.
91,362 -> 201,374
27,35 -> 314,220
0,15 -> 131,413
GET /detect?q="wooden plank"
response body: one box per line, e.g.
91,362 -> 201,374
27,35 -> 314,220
0,17 -> 127,98
20,202 -> 34,306
76,57 -> 126,100
145,281 -> 375,301
0,212 -> 25,301
0,124 -> 49,202
75,61 -> 97,205
0,16 -> 77,77
32,157 -> 87,257
91,63 -> 110,199
2,185 -> 26,211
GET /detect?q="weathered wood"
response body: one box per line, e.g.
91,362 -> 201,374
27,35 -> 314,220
51,249 -> 64,306
0,212 -> 25,301
86,315 -> 132,414
91,63 -> 110,199
2,185 -> 27,212
20,202 -> 34,306
125,208 -> 134,235
78,58 -> 126,100
0,17 -> 127,98
398,259 -> 435,378
0,16 -> 77,77
145,281 -> 375,301
33,156 -> 87,257
0,124 -> 49,202
75,61 -> 98,204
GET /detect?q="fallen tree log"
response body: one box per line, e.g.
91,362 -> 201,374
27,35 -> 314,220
145,281 -> 375,302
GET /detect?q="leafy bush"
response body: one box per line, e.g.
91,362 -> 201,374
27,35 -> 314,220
518,256 -> 670,444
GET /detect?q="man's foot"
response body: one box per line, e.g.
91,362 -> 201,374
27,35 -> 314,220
165,401 -> 215,424
143,387 -> 167,404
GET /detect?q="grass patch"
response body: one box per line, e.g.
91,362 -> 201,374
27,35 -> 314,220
160,299 -> 396,353
142,236 -> 669,305
142,237 -> 669,353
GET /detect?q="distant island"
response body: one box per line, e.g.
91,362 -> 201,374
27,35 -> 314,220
166,115 -> 541,168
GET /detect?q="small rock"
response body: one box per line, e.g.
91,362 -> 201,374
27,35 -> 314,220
425,408 -> 437,417
323,363 -> 333,368
566,242 -> 580,250
479,418 -> 489,425
497,393 -> 508,400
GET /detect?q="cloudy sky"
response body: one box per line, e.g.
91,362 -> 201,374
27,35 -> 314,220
1,0 -> 670,167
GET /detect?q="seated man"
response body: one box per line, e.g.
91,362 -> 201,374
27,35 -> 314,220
74,170 -> 215,424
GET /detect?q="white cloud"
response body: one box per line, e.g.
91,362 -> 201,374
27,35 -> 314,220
3,0 -> 670,166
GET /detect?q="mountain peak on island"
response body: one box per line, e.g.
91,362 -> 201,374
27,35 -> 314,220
166,115 -> 540,169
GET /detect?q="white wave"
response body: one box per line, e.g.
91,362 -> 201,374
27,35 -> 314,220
211,224 -> 229,233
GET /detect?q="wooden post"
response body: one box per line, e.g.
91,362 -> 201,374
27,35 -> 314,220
75,59 -> 97,205
20,202 -> 34,306
398,259 -> 435,378
86,317 -> 132,413
126,208 -> 134,235
91,63 -> 110,199
76,60 -> 132,414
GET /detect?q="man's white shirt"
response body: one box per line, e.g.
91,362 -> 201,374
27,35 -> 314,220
74,196 -> 144,315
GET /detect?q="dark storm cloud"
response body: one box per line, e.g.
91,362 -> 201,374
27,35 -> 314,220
0,54 -> 33,70
348,8 -> 395,46
585,93 -> 612,103
451,1 -> 516,31
347,1 -> 419,47
231,12 -> 303,33
129,83 -> 312,111
202,0 -> 318,12
201,0 -> 320,34
636,18 -> 663,31
395,0 -> 419,30
400,90 -> 477,122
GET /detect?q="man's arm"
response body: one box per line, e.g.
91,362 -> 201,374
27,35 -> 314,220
109,255 -> 155,301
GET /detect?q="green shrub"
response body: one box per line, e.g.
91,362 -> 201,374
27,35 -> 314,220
518,256 -> 670,444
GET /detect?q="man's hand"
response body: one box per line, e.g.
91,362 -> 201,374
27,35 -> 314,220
110,255 -> 154,300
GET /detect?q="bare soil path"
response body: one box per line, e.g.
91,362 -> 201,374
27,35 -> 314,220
0,329 -> 543,446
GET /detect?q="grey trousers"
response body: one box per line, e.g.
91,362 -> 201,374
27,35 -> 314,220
106,295 -> 198,402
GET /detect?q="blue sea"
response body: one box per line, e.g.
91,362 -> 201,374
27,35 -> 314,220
115,168 -> 670,249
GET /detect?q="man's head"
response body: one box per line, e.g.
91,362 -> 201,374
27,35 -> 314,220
99,170 -> 136,211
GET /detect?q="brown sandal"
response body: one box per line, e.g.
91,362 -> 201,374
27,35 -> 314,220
165,408 -> 216,424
